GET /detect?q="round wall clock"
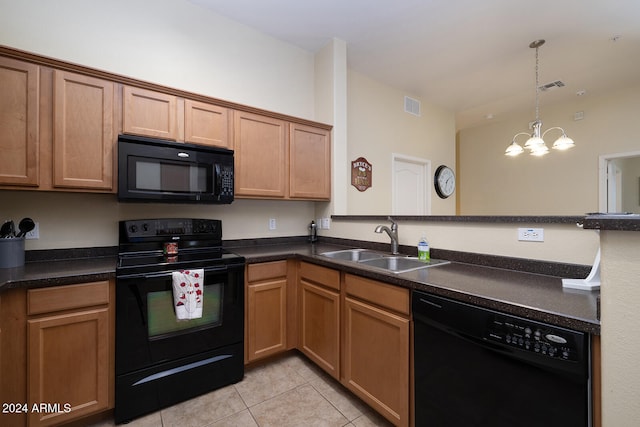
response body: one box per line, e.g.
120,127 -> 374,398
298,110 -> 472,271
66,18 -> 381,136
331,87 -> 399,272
434,165 -> 455,199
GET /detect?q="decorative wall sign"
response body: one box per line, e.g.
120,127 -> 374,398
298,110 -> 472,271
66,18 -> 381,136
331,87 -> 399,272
351,157 -> 372,192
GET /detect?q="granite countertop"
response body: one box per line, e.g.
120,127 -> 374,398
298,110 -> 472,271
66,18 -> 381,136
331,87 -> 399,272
0,256 -> 117,291
582,213 -> 640,231
229,241 -> 600,334
0,239 -> 600,335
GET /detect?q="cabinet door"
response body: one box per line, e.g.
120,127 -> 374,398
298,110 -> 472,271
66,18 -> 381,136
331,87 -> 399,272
234,111 -> 287,198
299,279 -> 340,379
184,100 -> 231,148
0,57 -> 39,186
343,297 -> 409,427
289,123 -> 331,200
28,308 -> 109,427
53,70 -> 114,190
247,279 -> 287,362
122,86 -> 177,140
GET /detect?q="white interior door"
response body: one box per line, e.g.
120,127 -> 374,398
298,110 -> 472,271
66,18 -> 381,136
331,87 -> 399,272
392,154 -> 430,215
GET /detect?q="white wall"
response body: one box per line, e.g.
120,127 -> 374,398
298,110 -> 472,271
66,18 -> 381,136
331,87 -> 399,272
599,230 -> 640,425
346,70 -> 456,215
458,84 -> 640,215
0,0 -> 315,120
0,191 -> 316,250
326,218 -> 599,266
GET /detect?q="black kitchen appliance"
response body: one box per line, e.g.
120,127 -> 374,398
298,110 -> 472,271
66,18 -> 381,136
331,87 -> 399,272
413,290 -> 591,427
115,218 -> 245,424
117,134 -> 234,204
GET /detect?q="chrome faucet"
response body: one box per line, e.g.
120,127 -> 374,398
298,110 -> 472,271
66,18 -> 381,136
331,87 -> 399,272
375,217 -> 399,255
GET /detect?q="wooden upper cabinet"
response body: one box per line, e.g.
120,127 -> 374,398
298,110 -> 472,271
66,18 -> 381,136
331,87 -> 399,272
0,57 -> 40,187
53,70 -> 115,190
234,111 -> 288,198
289,123 -> 331,200
184,100 -> 231,149
122,86 -> 177,140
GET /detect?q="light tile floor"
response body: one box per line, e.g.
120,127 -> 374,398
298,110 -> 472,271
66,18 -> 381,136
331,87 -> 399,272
91,352 -> 394,427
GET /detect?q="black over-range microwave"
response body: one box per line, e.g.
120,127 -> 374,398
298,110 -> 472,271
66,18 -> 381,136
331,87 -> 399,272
117,135 -> 234,204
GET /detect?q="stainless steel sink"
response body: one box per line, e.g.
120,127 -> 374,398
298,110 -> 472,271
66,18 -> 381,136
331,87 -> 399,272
320,249 -> 386,261
321,249 -> 450,274
358,256 -> 450,274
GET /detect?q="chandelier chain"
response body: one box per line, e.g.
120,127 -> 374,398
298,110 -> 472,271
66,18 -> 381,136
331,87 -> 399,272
534,45 -> 540,122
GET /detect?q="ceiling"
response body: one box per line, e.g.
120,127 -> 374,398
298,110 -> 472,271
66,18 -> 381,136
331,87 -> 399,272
188,0 -> 640,130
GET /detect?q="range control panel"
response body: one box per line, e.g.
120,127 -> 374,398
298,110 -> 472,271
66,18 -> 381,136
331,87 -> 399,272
121,218 -> 221,242
486,315 -> 579,362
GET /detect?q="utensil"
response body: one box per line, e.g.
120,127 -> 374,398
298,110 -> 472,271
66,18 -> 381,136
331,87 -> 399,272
16,217 -> 35,238
0,220 -> 11,238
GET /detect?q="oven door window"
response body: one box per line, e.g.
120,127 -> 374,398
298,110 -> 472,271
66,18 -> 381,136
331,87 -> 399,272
131,157 -> 211,194
147,282 -> 223,339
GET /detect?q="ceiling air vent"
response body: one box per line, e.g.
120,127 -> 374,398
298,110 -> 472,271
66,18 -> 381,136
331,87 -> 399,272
404,96 -> 421,116
538,80 -> 565,92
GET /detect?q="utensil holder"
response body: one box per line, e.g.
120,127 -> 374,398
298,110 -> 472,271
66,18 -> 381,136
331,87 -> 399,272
0,237 -> 25,268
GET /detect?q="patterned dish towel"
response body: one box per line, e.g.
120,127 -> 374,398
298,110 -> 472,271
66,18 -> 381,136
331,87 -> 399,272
172,269 -> 204,320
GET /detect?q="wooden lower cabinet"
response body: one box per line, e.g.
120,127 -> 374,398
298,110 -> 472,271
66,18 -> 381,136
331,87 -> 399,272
342,274 -> 410,427
28,308 -> 109,426
245,261 -> 288,362
298,262 -> 341,379
26,281 -> 112,427
0,280 -> 114,427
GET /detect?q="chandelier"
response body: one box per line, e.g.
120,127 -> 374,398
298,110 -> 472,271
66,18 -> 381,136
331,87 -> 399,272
505,39 -> 575,157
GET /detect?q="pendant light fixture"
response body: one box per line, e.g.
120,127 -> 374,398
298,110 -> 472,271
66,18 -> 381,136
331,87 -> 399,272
505,39 -> 575,157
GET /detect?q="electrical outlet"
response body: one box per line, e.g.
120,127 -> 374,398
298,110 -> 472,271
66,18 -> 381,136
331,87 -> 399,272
518,227 -> 544,242
316,218 -> 323,230
269,218 -> 276,230
26,222 -> 39,239
321,218 -> 331,230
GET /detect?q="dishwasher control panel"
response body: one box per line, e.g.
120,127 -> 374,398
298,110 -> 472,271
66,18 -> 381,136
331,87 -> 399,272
486,315 -> 579,361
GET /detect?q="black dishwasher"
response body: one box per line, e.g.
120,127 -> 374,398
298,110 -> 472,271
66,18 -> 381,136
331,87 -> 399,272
413,290 -> 591,427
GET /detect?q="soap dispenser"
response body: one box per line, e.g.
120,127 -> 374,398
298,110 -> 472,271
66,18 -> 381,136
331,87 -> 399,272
308,220 -> 318,243
418,235 -> 430,261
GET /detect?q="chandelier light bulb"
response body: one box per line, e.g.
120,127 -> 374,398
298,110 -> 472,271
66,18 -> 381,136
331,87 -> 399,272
552,135 -> 575,151
505,141 -> 524,156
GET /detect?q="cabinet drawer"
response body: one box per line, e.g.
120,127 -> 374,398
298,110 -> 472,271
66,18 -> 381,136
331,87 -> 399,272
344,274 -> 409,316
299,262 -> 340,291
247,260 -> 287,282
28,281 -> 110,315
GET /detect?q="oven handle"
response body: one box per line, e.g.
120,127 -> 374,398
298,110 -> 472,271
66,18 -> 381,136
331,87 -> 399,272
117,265 -> 229,280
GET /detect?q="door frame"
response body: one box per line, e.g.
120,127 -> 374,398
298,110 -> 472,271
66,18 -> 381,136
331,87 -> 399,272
598,150 -> 640,213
